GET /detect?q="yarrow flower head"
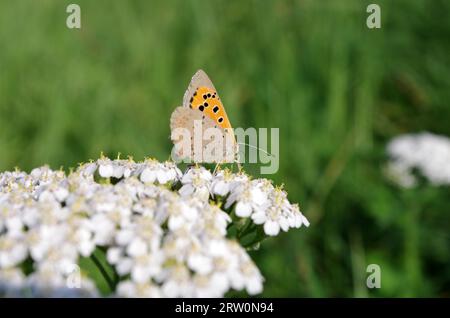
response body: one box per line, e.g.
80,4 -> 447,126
386,132 -> 450,188
0,156 -> 308,297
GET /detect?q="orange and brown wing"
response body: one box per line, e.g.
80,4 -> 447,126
182,70 -> 233,131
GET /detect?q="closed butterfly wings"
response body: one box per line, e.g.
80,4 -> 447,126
170,70 -> 238,163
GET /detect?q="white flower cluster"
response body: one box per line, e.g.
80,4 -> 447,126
0,157 -> 308,297
386,132 -> 450,188
0,167 -> 99,297
213,170 -> 309,236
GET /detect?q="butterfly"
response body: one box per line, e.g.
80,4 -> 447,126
170,70 -> 238,164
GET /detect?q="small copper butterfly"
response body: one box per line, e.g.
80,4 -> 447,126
170,70 -> 238,163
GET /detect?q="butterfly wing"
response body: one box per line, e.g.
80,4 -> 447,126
170,107 -> 236,163
182,69 -> 216,108
182,70 -> 233,132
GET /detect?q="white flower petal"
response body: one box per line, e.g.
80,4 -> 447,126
251,210 -> 266,224
140,168 -> 157,183
263,220 -> 280,236
107,247 -> 122,264
99,164 -> 114,178
235,201 -> 252,218
116,258 -> 133,275
127,238 -> 147,257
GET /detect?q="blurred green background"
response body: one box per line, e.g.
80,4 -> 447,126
0,0 -> 449,297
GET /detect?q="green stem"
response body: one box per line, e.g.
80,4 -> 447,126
237,220 -> 255,239
240,226 -> 266,248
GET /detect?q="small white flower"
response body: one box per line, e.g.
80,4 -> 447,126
0,235 -> 28,269
90,214 -> 116,245
211,169 -> 249,197
77,162 -> 98,177
235,201 -> 253,217
187,253 -> 213,275
112,164 -> 125,179
98,158 -> 114,178
127,238 -> 147,257
116,257 -> 133,276
74,227 -> 95,257
159,264 -> 192,297
263,220 -> 280,236
226,179 -> 269,218
116,280 -> 162,298
140,168 -> 157,183
54,187 -> 69,202
115,229 -> 135,246
140,160 -> 181,185
130,252 -> 164,284
106,247 -> 122,264
246,184 -> 309,236
166,201 -> 199,231
179,167 -> 212,201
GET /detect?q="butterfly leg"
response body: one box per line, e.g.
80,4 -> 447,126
184,163 -> 196,172
213,163 -> 221,175
234,152 -> 243,173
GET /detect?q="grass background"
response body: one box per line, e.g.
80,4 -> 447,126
1,0 -> 449,297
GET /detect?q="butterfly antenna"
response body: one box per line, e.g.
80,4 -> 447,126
237,143 -> 276,157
